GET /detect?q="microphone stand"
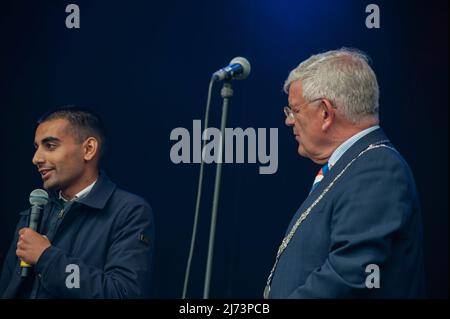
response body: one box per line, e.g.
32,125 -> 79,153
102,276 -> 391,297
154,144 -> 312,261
203,80 -> 233,299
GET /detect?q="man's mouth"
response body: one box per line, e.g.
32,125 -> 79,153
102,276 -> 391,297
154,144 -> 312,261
39,168 -> 54,180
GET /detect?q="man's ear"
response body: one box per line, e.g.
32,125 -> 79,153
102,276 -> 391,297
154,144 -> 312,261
83,137 -> 99,161
321,99 -> 336,131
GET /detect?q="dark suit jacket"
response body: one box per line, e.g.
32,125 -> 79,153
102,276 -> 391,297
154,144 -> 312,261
269,128 -> 425,298
0,172 -> 154,298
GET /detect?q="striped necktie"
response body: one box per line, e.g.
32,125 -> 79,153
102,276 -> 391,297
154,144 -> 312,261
310,162 -> 330,193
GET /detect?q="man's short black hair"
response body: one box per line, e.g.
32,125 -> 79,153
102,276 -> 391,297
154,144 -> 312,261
37,105 -> 107,158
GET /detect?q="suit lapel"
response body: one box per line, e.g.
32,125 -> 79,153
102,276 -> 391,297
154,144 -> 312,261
285,128 -> 392,235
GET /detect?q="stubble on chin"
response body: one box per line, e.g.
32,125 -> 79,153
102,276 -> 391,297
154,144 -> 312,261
43,178 -> 58,191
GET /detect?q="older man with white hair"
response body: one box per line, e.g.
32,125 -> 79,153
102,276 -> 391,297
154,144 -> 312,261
264,48 -> 425,298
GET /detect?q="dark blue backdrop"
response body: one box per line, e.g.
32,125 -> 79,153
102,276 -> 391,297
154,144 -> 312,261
0,0 -> 448,298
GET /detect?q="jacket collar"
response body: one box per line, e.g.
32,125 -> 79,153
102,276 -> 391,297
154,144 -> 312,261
306,127 -> 392,200
331,127 -> 390,173
48,171 -> 116,210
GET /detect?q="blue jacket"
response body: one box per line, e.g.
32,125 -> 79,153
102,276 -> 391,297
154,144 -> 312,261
268,128 -> 425,298
0,172 -> 154,298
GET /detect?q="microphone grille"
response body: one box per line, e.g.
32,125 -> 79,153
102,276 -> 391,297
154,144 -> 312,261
29,189 -> 49,206
230,57 -> 251,80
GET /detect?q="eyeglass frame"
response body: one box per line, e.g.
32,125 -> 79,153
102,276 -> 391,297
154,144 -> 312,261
283,98 -> 329,119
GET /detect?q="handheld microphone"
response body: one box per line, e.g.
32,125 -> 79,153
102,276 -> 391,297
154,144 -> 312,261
212,57 -> 251,82
20,189 -> 48,277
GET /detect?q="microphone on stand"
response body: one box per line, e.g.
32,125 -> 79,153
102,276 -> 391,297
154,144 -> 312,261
212,57 -> 251,82
183,57 -> 251,299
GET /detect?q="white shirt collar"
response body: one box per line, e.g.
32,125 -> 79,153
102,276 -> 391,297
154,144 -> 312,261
59,179 -> 97,202
328,125 -> 380,169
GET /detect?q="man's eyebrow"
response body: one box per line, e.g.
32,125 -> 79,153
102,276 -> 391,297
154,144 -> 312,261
34,136 -> 61,147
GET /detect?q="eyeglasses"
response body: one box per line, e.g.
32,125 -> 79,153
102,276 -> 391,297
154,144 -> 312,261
283,98 -> 324,119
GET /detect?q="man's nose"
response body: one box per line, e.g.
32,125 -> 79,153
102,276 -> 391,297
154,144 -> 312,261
285,116 -> 294,126
32,148 -> 44,166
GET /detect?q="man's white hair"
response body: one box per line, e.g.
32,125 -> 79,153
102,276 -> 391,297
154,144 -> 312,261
284,48 -> 379,123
